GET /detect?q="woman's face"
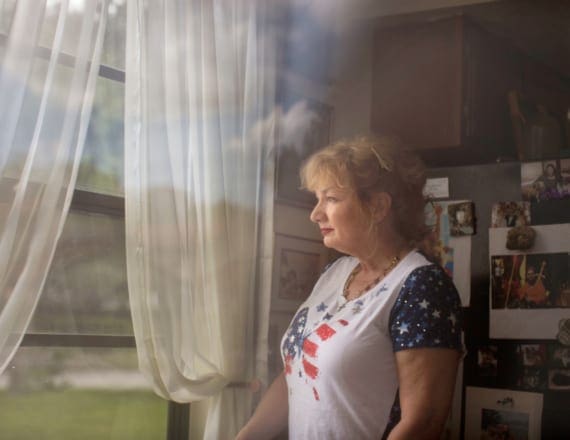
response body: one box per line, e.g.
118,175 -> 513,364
309,183 -> 372,256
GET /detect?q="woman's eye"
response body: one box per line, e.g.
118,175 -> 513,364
326,197 -> 337,202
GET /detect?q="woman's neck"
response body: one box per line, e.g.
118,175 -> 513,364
355,238 -> 412,275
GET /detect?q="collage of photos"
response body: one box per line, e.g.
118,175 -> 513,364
515,344 -> 570,392
491,252 -> 570,309
474,343 -> 570,393
521,159 -> 570,202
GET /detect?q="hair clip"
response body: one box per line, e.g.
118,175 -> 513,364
370,146 -> 392,172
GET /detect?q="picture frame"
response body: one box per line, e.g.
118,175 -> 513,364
447,201 -> 475,236
271,234 -> 329,312
488,223 -> 570,339
521,159 -> 570,202
275,95 -> 332,207
490,252 -> 569,310
491,201 -> 531,228
464,386 -> 543,440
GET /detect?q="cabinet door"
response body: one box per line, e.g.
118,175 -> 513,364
522,58 -> 570,151
463,21 -> 523,160
371,17 -> 463,150
523,58 -> 570,118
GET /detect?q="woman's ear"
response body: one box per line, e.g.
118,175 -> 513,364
371,192 -> 392,222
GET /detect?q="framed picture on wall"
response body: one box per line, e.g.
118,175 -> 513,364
521,159 -> 570,202
275,95 -> 332,207
271,234 -> 329,311
489,224 -> 570,339
464,387 -> 543,440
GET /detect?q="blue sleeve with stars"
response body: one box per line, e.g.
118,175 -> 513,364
389,264 -> 462,352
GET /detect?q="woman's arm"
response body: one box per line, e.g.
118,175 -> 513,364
387,348 -> 460,440
235,370 -> 289,440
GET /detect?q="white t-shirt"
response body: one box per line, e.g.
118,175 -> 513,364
281,250 -> 462,440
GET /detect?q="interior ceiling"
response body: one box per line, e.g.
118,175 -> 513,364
463,0 -> 570,80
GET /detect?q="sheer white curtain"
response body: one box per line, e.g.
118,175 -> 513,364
124,0 -> 277,437
0,0 -> 107,374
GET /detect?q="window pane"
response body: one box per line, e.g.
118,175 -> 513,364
0,347 -> 166,440
76,75 -> 124,196
102,0 -> 127,70
0,0 -> 16,35
2,57 -> 76,180
0,0 -> 125,70
1,61 -> 123,193
29,210 -> 131,335
34,1 -> 123,68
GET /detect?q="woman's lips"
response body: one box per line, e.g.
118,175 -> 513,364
320,228 -> 333,236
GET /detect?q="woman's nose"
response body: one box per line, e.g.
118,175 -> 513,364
310,201 -> 323,223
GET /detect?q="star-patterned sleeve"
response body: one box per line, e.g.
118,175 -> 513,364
389,264 -> 462,352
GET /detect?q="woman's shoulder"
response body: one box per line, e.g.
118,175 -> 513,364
390,260 -> 463,352
399,261 -> 460,308
407,261 -> 451,279
402,262 -> 455,290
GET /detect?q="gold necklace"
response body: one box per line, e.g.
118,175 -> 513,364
342,256 -> 400,301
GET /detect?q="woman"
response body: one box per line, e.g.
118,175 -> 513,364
237,136 -> 463,440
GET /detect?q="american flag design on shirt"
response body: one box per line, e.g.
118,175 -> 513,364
282,308 -> 309,376
282,304 -> 351,401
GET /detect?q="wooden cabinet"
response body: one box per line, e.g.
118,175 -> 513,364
463,19 -> 523,154
371,16 -> 524,166
522,58 -> 570,119
521,56 -> 570,150
371,18 -> 464,152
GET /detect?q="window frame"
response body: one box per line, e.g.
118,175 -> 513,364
1,31 -> 189,440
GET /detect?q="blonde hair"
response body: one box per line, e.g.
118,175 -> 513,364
300,135 -> 428,244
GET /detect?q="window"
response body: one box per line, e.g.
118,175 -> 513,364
0,2 -> 188,439
1,347 -> 166,440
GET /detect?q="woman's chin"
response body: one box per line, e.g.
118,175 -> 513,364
322,237 -> 342,253
322,237 -> 334,248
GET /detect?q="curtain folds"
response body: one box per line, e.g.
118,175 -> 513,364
0,0 -> 108,374
124,0 -> 276,437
